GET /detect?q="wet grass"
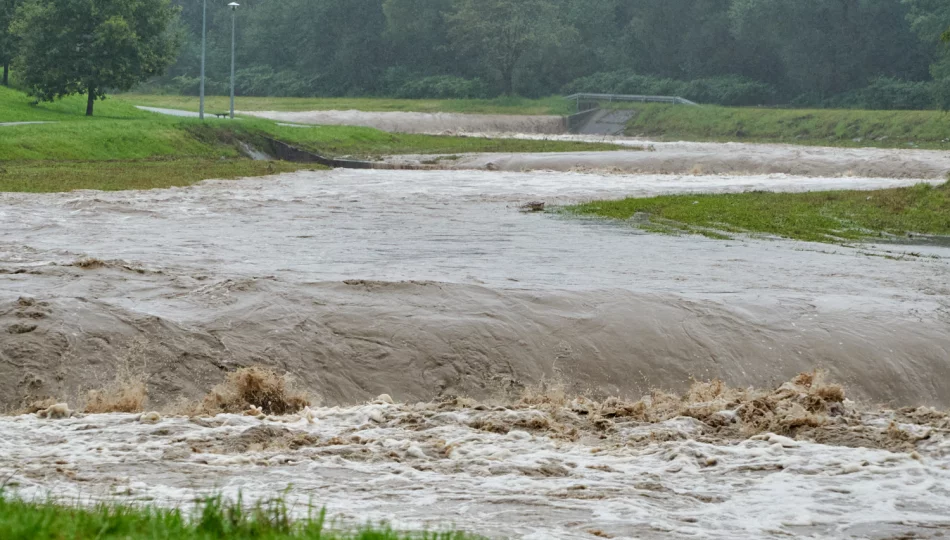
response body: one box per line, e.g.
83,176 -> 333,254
0,88 -> 618,192
0,159 -> 314,193
0,493 -> 478,539
567,181 -> 950,244
116,94 -> 574,116
196,122 -> 622,159
621,103 -> 950,150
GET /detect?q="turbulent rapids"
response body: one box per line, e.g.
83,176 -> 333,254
3,371 -> 950,539
2,134 -> 950,538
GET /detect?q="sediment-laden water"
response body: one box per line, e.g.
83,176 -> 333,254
2,148 -> 949,538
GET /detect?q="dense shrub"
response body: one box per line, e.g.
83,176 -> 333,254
825,77 -> 936,110
395,75 -> 491,99
680,76 -> 776,106
233,66 -> 314,97
933,79 -> 950,111
169,75 -> 228,97
164,68 -> 315,98
562,71 -> 776,106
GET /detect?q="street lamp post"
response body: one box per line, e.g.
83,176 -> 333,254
199,0 -> 207,120
229,2 -> 240,119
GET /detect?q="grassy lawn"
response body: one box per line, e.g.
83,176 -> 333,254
0,88 -> 617,192
0,494 -> 478,540
567,182 -> 950,244
621,103 -> 950,149
116,93 -> 574,116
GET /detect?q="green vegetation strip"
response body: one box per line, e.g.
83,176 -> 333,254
567,182 -> 950,244
0,494 -> 477,540
0,88 -> 618,192
622,104 -> 950,149
115,94 -> 574,116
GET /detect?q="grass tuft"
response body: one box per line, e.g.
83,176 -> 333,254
0,492 -> 479,539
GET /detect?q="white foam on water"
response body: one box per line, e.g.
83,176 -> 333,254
1,407 -> 948,539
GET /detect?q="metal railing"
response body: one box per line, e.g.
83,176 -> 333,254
564,93 -> 698,112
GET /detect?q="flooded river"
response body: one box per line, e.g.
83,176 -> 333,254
2,158 -> 950,538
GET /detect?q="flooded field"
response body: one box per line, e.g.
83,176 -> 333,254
2,148 -> 950,537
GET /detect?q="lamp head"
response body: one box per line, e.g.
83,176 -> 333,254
228,2 -> 239,9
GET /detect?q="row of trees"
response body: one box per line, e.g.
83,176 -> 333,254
1,0 -> 950,110
0,0 -> 179,115
154,0 -> 950,106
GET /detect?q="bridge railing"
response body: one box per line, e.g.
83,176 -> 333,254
564,93 -> 698,112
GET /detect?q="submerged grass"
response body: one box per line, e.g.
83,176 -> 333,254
0,493 -> 478,540
116,94 -> 574,116
568,181 -> 950,243
622,103 -> 950,149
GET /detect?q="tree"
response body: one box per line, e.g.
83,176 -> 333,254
0,0 -> 20,86
12,0 -> 180,115
731,0 -> 930,99
446,0 -> 574,95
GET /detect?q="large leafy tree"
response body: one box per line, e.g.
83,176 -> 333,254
447,0 -> 574,95
13,0 -> 180,115
0,0 -> 20,86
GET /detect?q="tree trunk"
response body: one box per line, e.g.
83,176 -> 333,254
2,63 -> 8,87
86,89 -> 95,116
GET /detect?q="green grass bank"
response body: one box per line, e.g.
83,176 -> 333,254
120,94 -> 950,150
0,494 -> 478,540
621,103 -> 950,149
567,182 -> 950,244
0,88 -> 613,192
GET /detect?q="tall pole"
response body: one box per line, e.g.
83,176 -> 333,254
230,7 -> 236,119
199,0 -> 207,120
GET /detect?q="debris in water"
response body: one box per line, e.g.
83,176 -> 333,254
519,201 -> 546,212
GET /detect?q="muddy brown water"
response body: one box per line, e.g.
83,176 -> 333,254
1,169 -> 948,410
3,159 -> 950,539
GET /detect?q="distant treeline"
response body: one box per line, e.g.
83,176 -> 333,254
5,0 -> 950,109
